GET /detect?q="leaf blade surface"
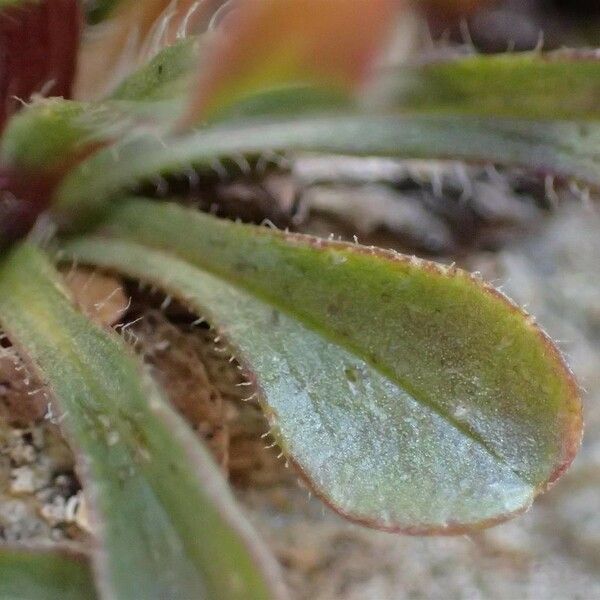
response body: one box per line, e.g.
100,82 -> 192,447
0,547 -> 96,600
61,199 -> 582,533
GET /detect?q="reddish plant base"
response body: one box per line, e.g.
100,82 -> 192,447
0,0 -> 81,131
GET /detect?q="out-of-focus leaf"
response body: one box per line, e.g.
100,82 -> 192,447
110,34 -> 350,122
0,244 -> 287,599
1,100 -> 102,171
74,0 -> 221,100
61,198 -> 582,534
85,0 -> 119,23
54,114 -> 600,229
388,51 -> 600,120
0,0 -> 81,130
0,547 -> 96,600
110,37 -> 600,123
110,37 -> 200,102
178,0 -> 401,126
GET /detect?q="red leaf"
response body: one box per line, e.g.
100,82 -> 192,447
0,0 -> 82,131
178,0 -> 403,127
0,166 -> 56,247
0,139 -> 103,250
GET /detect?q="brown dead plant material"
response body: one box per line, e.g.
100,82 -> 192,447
126,287 -> 291,488
64,268 -> 129,327
0,353 -> 47,427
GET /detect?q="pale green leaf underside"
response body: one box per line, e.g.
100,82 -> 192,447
61,199 -> 581,533
54,114 -> 600,229
0,245 -> 285,599
0,548 -> 95,600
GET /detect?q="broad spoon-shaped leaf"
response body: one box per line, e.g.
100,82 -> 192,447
62,198 -> 582,534
0,244 -> 287,599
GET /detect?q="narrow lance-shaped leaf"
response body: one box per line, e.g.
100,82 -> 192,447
0,244 -> 287,599
61,198 -> 582,534
54,113 -> 600,230
0,100 -> 113,173
0,547 -> 96,600
0,91 -> 185,246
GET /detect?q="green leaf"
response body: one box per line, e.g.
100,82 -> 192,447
85,0 -> 119,23
110,37 -> 200,103
0,547 -> 95,600
0,244 -> 286,600
0,98 -> 117,249
111,47 -> 600,122
74,0 -> 214,100
0,100 -> 98,172
60,198 -> 582,534
54,114 -> 600,230
388,51 -> 600,120
0,97 -> 136,247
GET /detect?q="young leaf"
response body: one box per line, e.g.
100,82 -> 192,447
0,0 -> 81,130
0,100 -> 103,172
0,244 -> 287,599
0,547 -> 96,600
53,113 -> 600,230
61,198 -> 582,534
110,37 -> 200,103
74,0 -> 220,100
178,0 -> 401,126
